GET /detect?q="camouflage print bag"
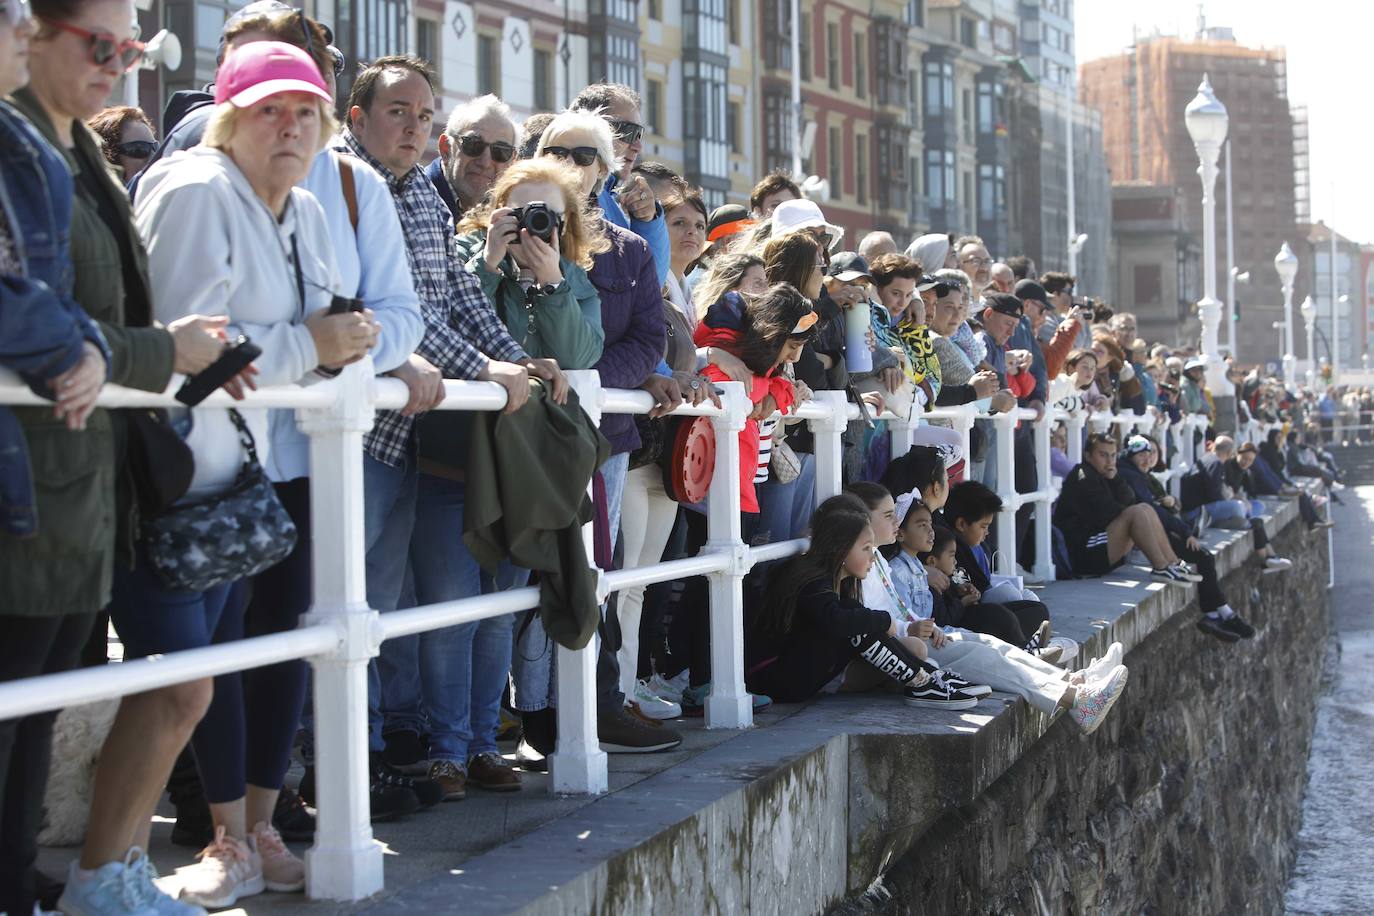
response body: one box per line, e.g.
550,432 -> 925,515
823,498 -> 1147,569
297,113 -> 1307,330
143,409 -> 297,593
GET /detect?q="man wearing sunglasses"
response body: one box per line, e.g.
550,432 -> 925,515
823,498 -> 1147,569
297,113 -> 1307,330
427,93 -> 518,221
571,83 -> 671,287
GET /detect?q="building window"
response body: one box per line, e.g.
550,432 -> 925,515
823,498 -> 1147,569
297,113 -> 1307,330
961,88 -> 972,144
855,134 -> 868,205
963,171 -> 974,225
827,22 -> 839,90
828,126 -> 842,194
416,18 -> 439,73
646,78 -> 663,135
763,90 -> 791,170
1134,265 -> 1163,306
906,0 -> 924,27
648,0 -> 661,20
532,48 -> 552,111
796,11 -> 811,81
727,100 -> 742,153
959,16 -> 975,48
925,149 -> 954,202
853,33 -> 866,98
727,0 -> 741,44
478,34 -> 500,96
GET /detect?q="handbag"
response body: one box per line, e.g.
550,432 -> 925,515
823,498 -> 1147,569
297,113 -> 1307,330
124,408 -> 195,518
628,414 -> 666,470
770,426 -> 802,484
143,409 -> 297,593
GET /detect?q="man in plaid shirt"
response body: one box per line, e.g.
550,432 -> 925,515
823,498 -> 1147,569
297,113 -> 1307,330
339,55 -> 565,810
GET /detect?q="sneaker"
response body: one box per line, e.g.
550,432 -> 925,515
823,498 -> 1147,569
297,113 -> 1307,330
1069,665 -> 1128,735
1220,615 -> 1257,639
598,707 -> 683,753
177,827 -> 264,909
299,764 -> 420,821
1024,620 -> 1051,652
381,729 -> 429,775
467,752 -> 522,792
1082,642 -> 1124,682
1152,564 -> 1197,583
631,680 -> 682,719
679,684 -> 706,717
624,701 -> 666,726
1046,636 -> 1080,666
427,760 -> 467,801
271,787 -> 315,843
937,669 -> 992,697
58,848 -> 206,916
249,822 -> 304,894
1196,614 -> 1241,642
646,672 -> 684,705
372,755 -> 443,808
1033,644 -> 1064,666
903,675 -> 980,710
1263,556 -> 1293,574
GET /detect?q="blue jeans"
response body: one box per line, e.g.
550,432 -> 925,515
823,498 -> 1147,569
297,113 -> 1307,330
755,451 -> 816,543
362,450 -> 419,753
394,474 -> 511,764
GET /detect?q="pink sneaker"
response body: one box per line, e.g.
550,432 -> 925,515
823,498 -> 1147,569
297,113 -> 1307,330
179,826 -> 263,909
250,821 -> 305,893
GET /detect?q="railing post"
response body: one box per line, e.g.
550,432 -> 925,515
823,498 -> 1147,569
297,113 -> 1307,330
551,369 -> 609,795
1032,412 -> 1056,582
992,411 -> 1018,576
705,381 -> 752,729
888,401 -> 917,463
1066,413 -> 1085,467
953,404 -> 975,475
810,389 -> 849,506
298,361 -> 384,901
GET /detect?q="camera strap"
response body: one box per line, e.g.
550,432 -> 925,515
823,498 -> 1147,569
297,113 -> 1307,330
290,235 -> 307,320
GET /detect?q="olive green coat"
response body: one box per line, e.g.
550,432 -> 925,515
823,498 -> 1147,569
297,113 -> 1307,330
1,90 -> 176,617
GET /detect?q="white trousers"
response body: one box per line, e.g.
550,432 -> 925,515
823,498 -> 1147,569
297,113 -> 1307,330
616,464 -> 681,699
928,629 -> 1069,714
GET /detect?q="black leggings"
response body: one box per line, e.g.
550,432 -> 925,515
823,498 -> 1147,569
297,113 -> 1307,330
1172,535 -> 1226,614
953,599 -> 1049,648
0,611 -> 97,916
747,629 -> 926,704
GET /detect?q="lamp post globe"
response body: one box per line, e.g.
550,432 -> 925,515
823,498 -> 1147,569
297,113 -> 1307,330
1185,75 -> 1230,402
1275,242 -> 1299,384
1300,295 -> 1317,389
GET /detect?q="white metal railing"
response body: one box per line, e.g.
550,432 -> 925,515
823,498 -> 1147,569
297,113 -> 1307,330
0,363 -> 1220,901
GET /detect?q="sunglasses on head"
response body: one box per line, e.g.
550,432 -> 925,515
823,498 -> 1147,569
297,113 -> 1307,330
457,134 -> 515,163
115,139 -> 156,159
542,145 -> 599,167
607,118 -> 643,144
2,0 -> 32,28
40,18 -> 144,71
295,12 -> 345,78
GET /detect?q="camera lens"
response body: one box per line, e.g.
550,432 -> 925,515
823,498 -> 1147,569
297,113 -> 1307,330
521,203 -> 556,240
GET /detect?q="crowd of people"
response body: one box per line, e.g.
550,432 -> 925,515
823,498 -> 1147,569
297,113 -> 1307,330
0,0 -> 1346,913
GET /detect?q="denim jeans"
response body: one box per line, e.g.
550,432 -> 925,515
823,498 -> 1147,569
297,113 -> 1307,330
755,451 -> 816,544
397,474 -> 512,764
510,451 -> 630,713
362,450 -> 419,753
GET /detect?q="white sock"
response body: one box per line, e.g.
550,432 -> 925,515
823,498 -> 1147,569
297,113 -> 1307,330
1215,604 -> 1236,619
74,866 -> 98,882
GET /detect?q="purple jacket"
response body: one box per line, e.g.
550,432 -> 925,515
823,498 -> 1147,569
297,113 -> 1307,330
589,222 -> 668,454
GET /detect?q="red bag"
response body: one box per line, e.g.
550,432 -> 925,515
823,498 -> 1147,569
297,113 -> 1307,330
661,415 -> 716,505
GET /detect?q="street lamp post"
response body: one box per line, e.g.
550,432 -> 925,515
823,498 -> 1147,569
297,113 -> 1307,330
1184,75 -> 1230,426
1275,242 -> 1299,384
1301,296 -> 1317,390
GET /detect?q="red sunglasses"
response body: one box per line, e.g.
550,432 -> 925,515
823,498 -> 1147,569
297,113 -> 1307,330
40,17 -> 144,71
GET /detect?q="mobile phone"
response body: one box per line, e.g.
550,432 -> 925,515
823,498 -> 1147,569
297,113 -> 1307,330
328,295 -> 365,315
175,336 -> 262,406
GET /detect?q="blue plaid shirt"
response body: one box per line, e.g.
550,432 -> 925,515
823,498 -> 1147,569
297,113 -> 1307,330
335,130 -> 526,466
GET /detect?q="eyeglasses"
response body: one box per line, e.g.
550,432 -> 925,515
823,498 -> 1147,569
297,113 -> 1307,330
458,134 -> 516,163
2,0 -> 32,28
40,18 -> 143,71
542,145 -> 599,167
607,118 -> 644,144
115,139 -> 156,159
960,256 -> 992,268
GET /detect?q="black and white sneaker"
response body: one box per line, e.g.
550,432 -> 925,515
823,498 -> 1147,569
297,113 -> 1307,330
904,677 -> 980,710
1196,615 -> 1241,642
937,669 -> 992,698
1220,615 -> 1256,639
1153,563 -> 1202,583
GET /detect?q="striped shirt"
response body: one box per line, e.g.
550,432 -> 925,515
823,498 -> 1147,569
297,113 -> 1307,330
335,130 -> 526,467
755,416 -> 777,483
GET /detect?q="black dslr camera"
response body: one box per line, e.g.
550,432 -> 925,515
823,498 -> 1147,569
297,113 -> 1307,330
509,202 -> 559,244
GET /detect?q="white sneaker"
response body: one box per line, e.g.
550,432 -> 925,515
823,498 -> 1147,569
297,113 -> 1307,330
1263,556 -> 1293,574
1069,665 -> 1128,735
178,827 -> 264,909
1047,636 -> 1079,665
1082,642 -> 1123,683
631,680 -> 682,719
646,672 -> 684,705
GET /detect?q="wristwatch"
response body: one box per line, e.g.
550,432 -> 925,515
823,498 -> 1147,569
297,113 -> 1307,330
529,280 -> 563,299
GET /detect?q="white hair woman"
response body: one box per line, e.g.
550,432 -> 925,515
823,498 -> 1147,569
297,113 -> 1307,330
94,41 -> 375,908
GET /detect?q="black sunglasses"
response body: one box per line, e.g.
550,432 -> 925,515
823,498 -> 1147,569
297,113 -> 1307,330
115,139 -> 157,159
607,118 -> 644,144
458,135 -> 516,163
542,145 -> 599,167
297,11 -> 345,78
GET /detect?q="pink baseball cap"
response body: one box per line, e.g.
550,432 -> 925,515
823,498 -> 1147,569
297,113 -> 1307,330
214,40 -> 331,108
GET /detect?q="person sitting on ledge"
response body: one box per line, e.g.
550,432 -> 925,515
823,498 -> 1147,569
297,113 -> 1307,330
1189,436 -> 1292,574
1053,433 -> 1204,583
744,496 -> 979,710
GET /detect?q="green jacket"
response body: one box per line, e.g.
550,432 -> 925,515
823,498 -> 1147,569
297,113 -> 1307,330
454,229 -> 604,369
463,381 -> 610,651
1,91 -> 176,617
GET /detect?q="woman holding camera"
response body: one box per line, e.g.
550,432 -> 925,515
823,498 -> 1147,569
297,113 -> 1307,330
455,157 -> 607,369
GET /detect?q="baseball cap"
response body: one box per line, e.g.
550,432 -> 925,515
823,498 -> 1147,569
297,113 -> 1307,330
771,198 -> 844,251
1013,278 -> 1050,306
1124,435 -> 1153,456
706,204 -> 754,243
1184,357 -> 1206,372
214,40 -> 332,108
983,292 -> 1024,319
827,251 -> 871,283
916,274 -> 942,292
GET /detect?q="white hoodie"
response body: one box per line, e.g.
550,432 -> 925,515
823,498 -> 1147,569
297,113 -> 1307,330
136,146 -> 340,499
